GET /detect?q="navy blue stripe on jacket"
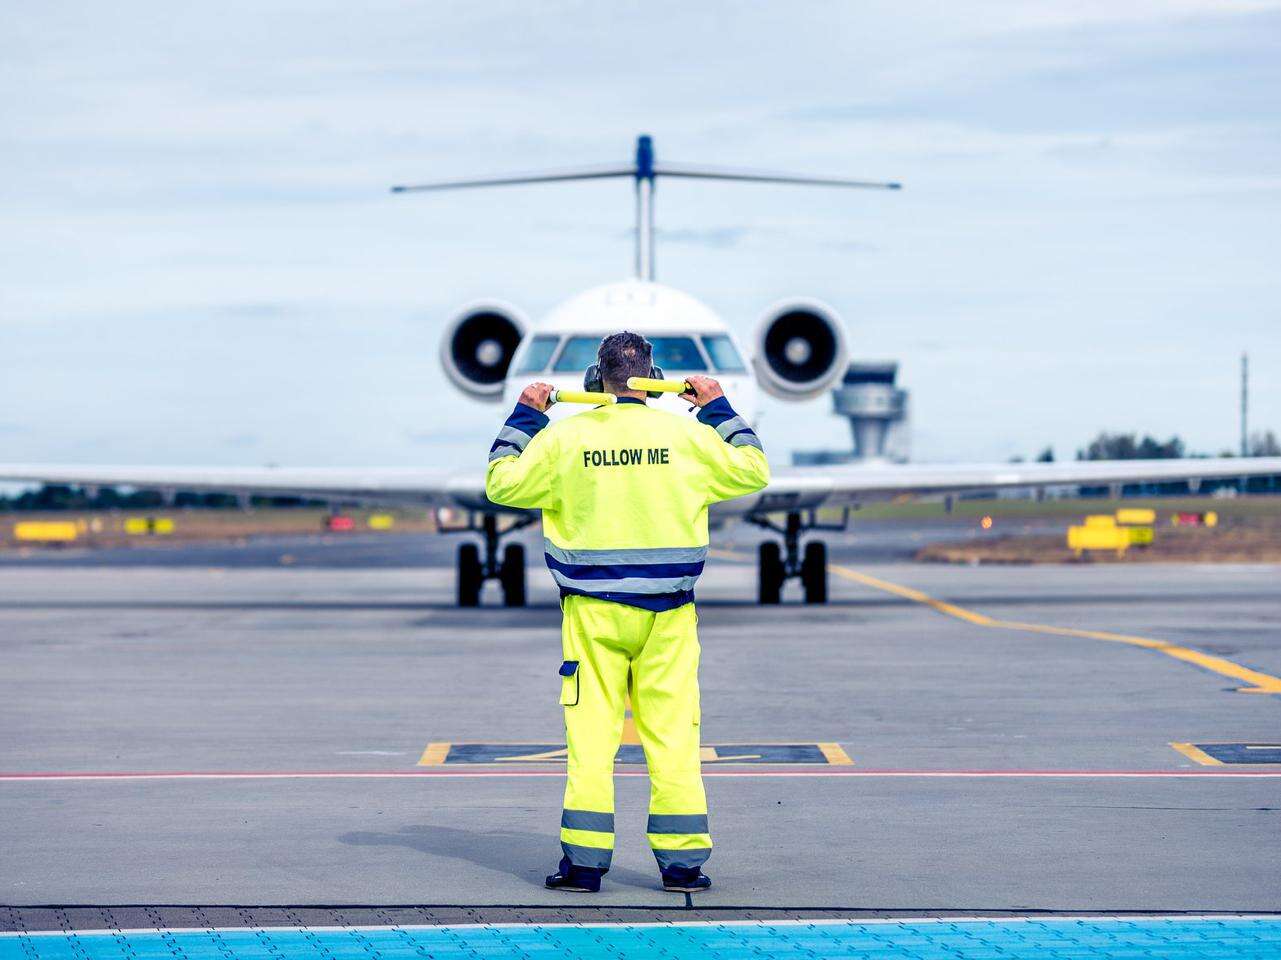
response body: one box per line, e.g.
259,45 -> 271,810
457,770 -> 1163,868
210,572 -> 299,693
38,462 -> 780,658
558,584 -> 695,613
488,402 -> 549,462
544,555 -> 706,581
543,539 -> 704,611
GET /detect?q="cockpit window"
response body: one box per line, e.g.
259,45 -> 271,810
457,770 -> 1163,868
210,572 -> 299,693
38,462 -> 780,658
701,334 -> 746,373
513,335 -> 560,374
551,334 -> 710,373
650,336 -> 708,372
552,336 -> 602,372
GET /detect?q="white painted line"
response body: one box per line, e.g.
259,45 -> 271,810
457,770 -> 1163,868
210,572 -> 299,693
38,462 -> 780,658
4,915 -> 1278,938
335,751 -> 405,756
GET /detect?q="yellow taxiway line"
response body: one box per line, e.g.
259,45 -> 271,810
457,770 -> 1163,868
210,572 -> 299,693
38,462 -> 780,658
827,563 -> 1281,695
709,548 -> 1281,695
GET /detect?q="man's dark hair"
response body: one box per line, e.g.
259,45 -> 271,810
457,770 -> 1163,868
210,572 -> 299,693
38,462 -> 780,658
597,331 -> 653,392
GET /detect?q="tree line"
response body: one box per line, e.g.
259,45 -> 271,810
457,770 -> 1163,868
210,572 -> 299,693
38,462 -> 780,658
0,486 -> 325,512
1020,429 -> 1280,463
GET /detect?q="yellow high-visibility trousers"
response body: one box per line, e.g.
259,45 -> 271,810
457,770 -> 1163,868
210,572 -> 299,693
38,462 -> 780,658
557,594 -> 711,873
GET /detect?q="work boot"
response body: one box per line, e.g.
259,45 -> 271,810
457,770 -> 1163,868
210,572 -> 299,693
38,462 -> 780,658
545,856 -> 604,893
661,866 -> 711,892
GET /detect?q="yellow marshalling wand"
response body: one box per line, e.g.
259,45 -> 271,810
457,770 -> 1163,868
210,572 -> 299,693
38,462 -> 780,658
626,377 -> 690,394
551,389 -> 617,406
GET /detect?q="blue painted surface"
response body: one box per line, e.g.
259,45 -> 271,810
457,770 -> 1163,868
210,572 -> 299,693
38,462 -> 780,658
4,918 -> 1280,960
1195,742 -> 1281,764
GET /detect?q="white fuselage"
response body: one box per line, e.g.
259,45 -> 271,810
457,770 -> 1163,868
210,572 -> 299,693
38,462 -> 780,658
499,280 -> 758,423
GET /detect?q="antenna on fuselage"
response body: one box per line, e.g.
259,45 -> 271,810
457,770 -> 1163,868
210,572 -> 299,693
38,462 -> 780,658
391,135 -> 900,282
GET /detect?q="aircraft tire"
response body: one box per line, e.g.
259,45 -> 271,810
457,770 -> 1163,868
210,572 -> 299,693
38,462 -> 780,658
758,541 -> 784,604
458,542 -> 483,607
501,542 -> 527,607
801,540 -> 828,604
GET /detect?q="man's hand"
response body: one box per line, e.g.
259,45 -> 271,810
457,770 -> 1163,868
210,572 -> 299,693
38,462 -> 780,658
679,375 -> 724,408
518,382 -> 555,412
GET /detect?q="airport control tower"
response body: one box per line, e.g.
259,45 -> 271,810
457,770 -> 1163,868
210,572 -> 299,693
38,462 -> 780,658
792,361 -> 910,465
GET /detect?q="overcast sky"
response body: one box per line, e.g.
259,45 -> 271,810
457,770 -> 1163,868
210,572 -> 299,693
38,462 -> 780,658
2,0 -> 1278,470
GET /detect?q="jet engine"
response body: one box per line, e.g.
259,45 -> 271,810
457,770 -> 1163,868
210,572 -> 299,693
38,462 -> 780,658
752,299 -> 848,401
439,301 -> 528,401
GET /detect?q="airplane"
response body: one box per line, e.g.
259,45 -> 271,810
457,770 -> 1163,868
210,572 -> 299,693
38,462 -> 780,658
3,135 -> 1279,608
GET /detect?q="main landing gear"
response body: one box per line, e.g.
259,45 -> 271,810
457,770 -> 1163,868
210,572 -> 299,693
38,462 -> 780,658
748,509 -> 848,605
447,512 -> 535,607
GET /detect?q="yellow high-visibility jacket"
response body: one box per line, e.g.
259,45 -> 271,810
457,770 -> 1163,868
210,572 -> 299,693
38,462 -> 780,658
486,396 -> 770,610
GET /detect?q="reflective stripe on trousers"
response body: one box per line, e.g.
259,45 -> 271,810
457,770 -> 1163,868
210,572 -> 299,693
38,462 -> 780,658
558,594 -> 710,872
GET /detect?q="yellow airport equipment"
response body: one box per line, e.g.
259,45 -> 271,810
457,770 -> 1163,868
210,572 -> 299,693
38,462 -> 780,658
1127,526 -> 1155,546
1068,523 -> 1129,557
551,390 -> 617,406
14,521 -> 79,543
1116,508 -> 1156,525
1084,515 -> 1117,528
626,376 -> 690,394
125,517 -> 175,535
368,513 -> 395,530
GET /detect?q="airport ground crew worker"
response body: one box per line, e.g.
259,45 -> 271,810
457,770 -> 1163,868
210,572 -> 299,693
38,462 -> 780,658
485,331 -> 770,893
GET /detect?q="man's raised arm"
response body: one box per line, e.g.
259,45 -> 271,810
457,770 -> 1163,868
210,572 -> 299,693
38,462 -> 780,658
484,382 -> 560,510
680,375 -> 771,503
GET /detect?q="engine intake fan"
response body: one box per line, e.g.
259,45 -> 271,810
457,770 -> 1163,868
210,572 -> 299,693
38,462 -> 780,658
752,299 -> 848,401
439,301 -> 527,401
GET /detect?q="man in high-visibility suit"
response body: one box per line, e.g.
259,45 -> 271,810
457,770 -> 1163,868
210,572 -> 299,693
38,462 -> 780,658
485,331 -> 770,893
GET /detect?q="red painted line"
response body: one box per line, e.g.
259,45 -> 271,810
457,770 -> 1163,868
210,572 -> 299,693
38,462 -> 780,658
0,768 -> 1278,782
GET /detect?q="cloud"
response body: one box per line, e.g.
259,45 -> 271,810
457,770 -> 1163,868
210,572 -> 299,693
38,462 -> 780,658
0,1 -> 1277,466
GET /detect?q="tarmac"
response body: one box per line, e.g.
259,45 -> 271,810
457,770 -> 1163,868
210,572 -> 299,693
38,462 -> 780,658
2,526 -> 1279,924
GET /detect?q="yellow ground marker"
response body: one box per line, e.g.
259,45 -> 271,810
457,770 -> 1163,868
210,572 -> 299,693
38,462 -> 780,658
417,742 -> 451,766
699,746 -> 764,762
818,742 -> 855,765
1170,742 -> 1224,766
13,521 -> 78,542
710,548 -> 1281,695
826,562 -> 1281,695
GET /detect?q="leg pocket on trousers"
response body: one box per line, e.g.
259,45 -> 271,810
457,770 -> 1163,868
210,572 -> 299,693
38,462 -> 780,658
559,660 -> 580,706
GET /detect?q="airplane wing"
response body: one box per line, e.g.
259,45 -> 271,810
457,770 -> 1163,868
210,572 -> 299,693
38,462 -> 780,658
1,456 -> 1278,517
711,456 -> 1281,518
0,464 -> 490,511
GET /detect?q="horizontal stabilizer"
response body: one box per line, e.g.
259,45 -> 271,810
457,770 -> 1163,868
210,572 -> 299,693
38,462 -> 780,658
654,162 -> 900,190
391,164 -> 635,193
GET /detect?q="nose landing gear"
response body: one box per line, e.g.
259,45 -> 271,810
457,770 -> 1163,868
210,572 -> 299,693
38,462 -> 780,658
448,511 -> 534,607
750,509 -> 847,604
